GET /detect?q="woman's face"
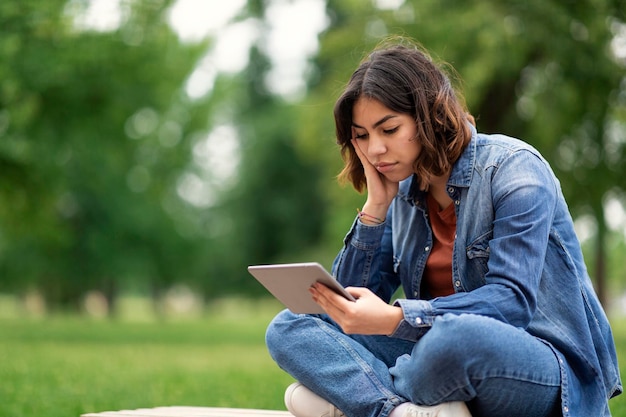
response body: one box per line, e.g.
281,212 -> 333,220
351,96 -> 420,183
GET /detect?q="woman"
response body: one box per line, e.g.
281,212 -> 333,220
265,39 -> 621,417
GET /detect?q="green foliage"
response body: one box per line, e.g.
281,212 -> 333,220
0,0 -> 624,309
0,0 -> 212,308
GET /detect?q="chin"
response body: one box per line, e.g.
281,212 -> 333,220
385,172 -> 413,183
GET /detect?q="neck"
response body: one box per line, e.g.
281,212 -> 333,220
427,175 -> 453,210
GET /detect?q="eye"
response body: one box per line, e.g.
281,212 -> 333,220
383,126 -> 399,135
354,132 -> 368,140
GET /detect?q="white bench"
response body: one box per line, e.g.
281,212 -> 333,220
82,407 -> 294,417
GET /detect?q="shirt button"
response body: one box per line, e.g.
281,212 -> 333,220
415,317 -> 422,325
424,246 -> 430,252
563,406 -> 569,413
447,187 -> 454,194
413,291 -> 418,297
455,200 -> 460,205
454,280 -> 461,287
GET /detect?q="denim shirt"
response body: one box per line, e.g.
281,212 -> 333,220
331,128 -> 622,416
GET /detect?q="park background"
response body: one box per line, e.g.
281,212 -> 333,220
1,0 -> 626,415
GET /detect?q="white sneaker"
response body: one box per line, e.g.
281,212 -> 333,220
284,382 -> 345,417
403,401 -> 472,417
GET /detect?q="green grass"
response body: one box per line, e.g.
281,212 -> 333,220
608,317 -> 626,416
0,298 -> 294,417
1,300 -> 626,417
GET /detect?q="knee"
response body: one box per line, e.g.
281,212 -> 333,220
392,314 -> 500,402
265,309 -> 293,354
265,310 -> 314,362
401,314 -> 506,381
418,314 -> 503,363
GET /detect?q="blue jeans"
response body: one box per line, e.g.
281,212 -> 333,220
266,310 -> 562,417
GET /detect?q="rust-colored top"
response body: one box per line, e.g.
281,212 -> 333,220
423,193 -> 457,298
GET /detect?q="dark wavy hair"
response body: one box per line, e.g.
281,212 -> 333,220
334,39 -> 474,192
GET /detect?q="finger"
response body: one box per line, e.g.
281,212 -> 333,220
345,286 -> 369,298
311,284 -> 347,315
351,140 -> 386,189
309,284 -> 334,309
350,139 -> 373,169
312,283 -> 343,304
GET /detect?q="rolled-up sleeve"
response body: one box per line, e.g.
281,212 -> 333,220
332,210 -> 400,302
390,299 -> 435,341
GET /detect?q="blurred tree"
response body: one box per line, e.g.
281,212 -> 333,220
297,0 -> 626,304
0,0 -> 623,311
0,0 -> 211,311
199,7 -> 327,298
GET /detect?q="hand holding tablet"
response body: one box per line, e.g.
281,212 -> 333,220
247,262 -> 356,314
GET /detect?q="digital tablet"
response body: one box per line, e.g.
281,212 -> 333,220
247,262 -> 356,314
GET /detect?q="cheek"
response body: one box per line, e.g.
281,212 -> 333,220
404,139 -> 421,160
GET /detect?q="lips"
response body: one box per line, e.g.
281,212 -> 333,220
375,162 -> 396,173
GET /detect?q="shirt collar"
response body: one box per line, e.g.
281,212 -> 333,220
447,123 -> 477,188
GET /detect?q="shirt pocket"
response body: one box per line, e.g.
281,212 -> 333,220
465,230 -> 492,286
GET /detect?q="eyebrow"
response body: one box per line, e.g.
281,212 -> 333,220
352,114 -> 398,129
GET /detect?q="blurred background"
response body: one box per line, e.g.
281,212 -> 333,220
1,0 -> 625,319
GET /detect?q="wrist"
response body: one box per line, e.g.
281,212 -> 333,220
357,208 -> 385,225
386,306 -> 404,336
359,203 -> 388,223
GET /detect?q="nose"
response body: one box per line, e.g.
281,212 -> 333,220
367,133 -> 386,156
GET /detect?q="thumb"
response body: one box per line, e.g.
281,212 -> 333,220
345,287 -> 374,299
